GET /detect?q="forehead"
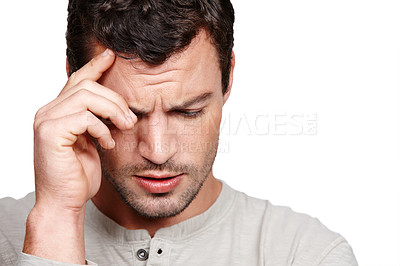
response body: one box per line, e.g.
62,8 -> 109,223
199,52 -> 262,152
99,31 -> 222,109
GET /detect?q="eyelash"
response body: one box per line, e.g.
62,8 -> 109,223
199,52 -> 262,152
178,109 -> 204,119
130,109 -> 204,120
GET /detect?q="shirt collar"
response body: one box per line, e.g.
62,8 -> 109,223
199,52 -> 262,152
85,180 -> 236,243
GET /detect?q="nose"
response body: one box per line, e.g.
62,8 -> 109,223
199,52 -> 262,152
137,113 -> 178,165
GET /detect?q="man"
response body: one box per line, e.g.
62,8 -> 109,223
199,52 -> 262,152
0,0 -> 357,265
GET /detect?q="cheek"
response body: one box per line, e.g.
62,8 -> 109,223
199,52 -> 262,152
103,129 -> 140,164
115,131 -> 139,150
177,113 -> 222,157
198,105 -> 223,138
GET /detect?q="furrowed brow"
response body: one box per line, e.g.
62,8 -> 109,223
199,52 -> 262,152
129,106 -> 149,117
128,92 -> 214,116
170,92 -> 213,110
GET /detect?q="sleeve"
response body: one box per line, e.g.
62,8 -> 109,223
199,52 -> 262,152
0,231 -> 18,265
316,238 -> 358,266
17,253 -> 97,266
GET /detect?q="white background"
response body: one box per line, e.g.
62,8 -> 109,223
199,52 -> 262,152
0,1 -> 399,265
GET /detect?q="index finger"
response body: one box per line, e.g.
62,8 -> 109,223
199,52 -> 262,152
62,49 -> 116,93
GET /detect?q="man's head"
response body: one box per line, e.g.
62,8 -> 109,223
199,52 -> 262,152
66,0 -> 235,220
66,0 -> 234,94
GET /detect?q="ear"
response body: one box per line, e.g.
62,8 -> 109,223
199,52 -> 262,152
66,57 -> 71,77
223,51 -> 235,105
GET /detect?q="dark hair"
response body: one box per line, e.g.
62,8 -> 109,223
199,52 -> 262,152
66,0 -> 235,94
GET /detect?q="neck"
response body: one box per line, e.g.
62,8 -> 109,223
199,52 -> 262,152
91,173 -> 222,237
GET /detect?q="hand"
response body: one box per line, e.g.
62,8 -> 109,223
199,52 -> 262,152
23,49 -> 136,264
33,48 -> 136,212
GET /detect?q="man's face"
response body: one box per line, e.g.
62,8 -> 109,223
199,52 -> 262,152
97,31 -> 231,219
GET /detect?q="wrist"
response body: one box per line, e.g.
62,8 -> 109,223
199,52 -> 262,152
30,199 -> 86,222
23,203 -> 86,264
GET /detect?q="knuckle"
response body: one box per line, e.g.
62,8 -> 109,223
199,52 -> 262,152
33,108 -> 47,130
75,87 -> 91,98
33,119 -> 41,131
34,109 -> 43,121
83,110 -> 94,118
116,93 -> 126,104
69,71 -> 77,81
83,111 -> 98,126
114,93 -> 129,109
78,79 -> 93,89
80,110 -> 93,121
88,119 -> 110,138
66,71 -> 78,86
34,119 -> 52,139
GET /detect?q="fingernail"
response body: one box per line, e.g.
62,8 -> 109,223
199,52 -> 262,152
127,109 -> 137,123
101,49 -> 110,56
109,139 -> 115,148
125,114 -> 133,125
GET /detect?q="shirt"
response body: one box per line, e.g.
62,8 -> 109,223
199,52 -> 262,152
0,180 -> 358,266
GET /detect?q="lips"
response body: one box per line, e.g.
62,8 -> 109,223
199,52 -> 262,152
134,173 -> 184,194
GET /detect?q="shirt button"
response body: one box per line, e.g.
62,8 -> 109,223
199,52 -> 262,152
136,249 -> 149,261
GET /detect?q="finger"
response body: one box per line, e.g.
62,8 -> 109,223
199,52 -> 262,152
40,80 -> 134,121
38,111 -> 116,150
39,89 -> 136,130
62,49 -> 115,94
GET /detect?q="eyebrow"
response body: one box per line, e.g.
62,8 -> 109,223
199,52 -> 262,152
129,92 -> 214,116
169,92 -> 213,110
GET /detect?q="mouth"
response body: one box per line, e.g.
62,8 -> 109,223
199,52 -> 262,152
134,173 -> 184,194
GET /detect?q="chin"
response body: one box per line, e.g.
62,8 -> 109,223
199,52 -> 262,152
114,178 -> 205,219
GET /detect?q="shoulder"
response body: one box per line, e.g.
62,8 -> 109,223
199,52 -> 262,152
0,192 -> 35,232
263,201 -> 357,265
0,192 -> 35,218
0,193 -> 35,265
229,188 -> 357,265
0,193 -> 35,240
0,192 -> 35,237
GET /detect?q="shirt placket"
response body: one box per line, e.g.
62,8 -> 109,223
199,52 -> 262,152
132,241 -> 150,266
132,238 -> 171,266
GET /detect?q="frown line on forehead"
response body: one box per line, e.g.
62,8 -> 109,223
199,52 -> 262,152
129,91 -> 214,116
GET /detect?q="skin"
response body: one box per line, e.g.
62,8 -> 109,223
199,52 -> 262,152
23,30 -> 234,264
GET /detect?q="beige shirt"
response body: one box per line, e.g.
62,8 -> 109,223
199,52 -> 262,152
0,181 -> 358,266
